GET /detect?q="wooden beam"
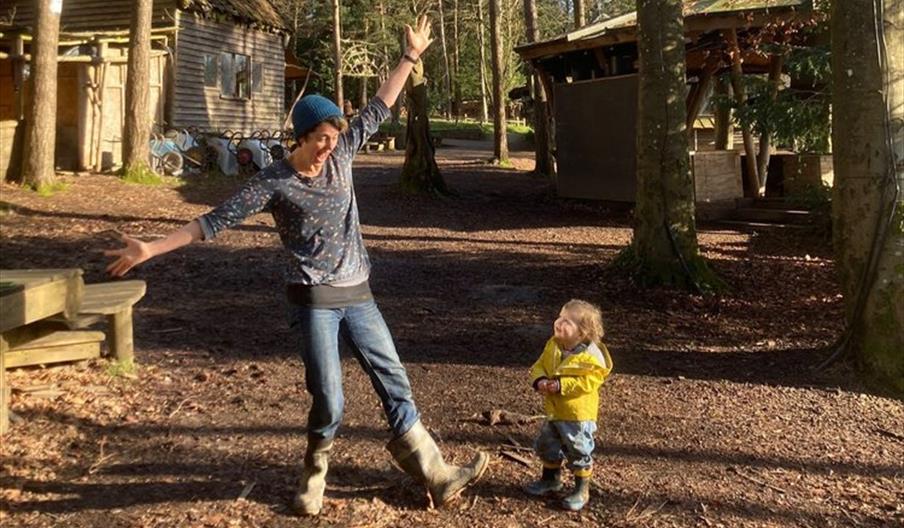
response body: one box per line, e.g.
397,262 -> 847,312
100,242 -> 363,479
724,28 -> 761,197
687,63 -> 718,129
1,335 -> 8,435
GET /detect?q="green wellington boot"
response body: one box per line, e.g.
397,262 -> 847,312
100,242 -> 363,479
387,420 -> 489,507
524,466 -> 563,496
561,476 -> 591,511
292,435 -> 333,516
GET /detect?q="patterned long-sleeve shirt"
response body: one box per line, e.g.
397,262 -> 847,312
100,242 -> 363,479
197,97 -> 390,286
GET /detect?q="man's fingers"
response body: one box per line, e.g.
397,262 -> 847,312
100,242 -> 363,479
103,248 -> 126,257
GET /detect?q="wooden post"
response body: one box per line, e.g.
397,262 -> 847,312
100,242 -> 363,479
724,28 -> 761,197
108,307 -> 134,366
756,52 -> 785,194
686,66 -> 716,130
1,334 -> 9,435
714,76 -> 733,150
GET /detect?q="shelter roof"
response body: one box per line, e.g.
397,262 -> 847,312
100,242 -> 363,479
516,0 -> 810,61
179,0 -> 288,31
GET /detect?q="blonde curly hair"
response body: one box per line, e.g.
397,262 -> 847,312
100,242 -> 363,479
562,299 -> 605,345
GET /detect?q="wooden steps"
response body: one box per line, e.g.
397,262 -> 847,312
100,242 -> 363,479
6,330 -> 104,368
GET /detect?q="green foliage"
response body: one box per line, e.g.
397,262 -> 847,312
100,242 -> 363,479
120,163 -> 163,185
713,18 -> 832,154
106,358 -> 137,378
33,181 -> 70,197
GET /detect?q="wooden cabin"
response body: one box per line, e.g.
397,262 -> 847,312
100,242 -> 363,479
0,0 -> 303,178
515,0 -> 823,208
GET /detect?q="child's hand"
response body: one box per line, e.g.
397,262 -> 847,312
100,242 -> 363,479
537,379 -> 561,394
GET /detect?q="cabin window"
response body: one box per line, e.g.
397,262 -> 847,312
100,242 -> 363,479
220,52 -> 251,99
252,62 -> 264,94
203,54 -> 218,87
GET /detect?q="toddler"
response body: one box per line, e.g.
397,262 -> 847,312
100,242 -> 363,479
526,299 -> 613,511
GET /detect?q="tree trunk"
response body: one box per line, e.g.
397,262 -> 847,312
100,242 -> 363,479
524,0 -> 553,176
400,59 -> 448,195
452,0 -> 462,118
437,0 -> 453,118
573,0 -> 585,28
629,0 -> 717,291
331,0 -> 344,108
122,0 -> 153,174
725,28 -> 761,197
477,0 -> 489,124
831,0 -> 903,391
22,0 -> 62,188
488,0 -> 508,162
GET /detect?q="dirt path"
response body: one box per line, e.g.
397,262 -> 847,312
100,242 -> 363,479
1,147 -> 902,528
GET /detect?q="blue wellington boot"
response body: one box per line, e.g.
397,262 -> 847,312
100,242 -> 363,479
524,467 -> 563,496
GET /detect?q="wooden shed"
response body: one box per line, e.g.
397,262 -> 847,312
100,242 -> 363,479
515,0 -> 815,207
0,0 -> 299,178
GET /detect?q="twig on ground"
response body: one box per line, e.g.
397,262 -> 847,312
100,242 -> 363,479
237,481 -> 256,501
729,466 -> 786,494
87,436 -> 115,475
500,450 -> 533,467
167,398 -> 192,418
500,444 -> 532,452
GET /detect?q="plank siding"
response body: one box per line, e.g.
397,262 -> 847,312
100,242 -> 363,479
172,12 -> 284,132
5,0 -> 178,32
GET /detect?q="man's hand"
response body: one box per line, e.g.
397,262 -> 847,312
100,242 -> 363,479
404,15 -> 434,60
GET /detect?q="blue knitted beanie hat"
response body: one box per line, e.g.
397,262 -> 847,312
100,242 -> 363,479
292,94 -> 343,139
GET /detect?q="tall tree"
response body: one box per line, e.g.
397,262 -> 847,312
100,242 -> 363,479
451,0 -> 462,117
573,0 -> 586,28
400,58 -> 449,195
625,0 -> 717,291
21,0 -> 62,188
436,0 -> 453,118
122,0 -> 153,176
477,0 -> 489,123
523,0 -> 553,176
331,0 -> 344,107
488,0 -> 508,162
830,0 -> 903,391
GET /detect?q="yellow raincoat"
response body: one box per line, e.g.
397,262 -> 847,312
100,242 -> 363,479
529,337 -> 613,421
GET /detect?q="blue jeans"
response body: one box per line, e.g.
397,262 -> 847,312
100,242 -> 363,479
288,300 -> 420,440
534,420 -> 597,472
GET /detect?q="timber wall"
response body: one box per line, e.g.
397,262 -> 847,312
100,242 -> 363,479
171,12 -> 284,132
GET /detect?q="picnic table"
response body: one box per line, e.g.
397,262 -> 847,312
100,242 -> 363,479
0,269 -> 146,435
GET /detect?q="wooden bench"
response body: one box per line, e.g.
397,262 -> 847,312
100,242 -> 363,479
49,280 -> 146,365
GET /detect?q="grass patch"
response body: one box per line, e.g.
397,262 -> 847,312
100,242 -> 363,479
34,181 -> 70,197
121,163 -> 164,185
106,358 -> 137,378
381,118 -> 534,142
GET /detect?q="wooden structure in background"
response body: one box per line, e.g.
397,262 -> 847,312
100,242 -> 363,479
514,0 -> 815,205
0,0 -> 302,178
